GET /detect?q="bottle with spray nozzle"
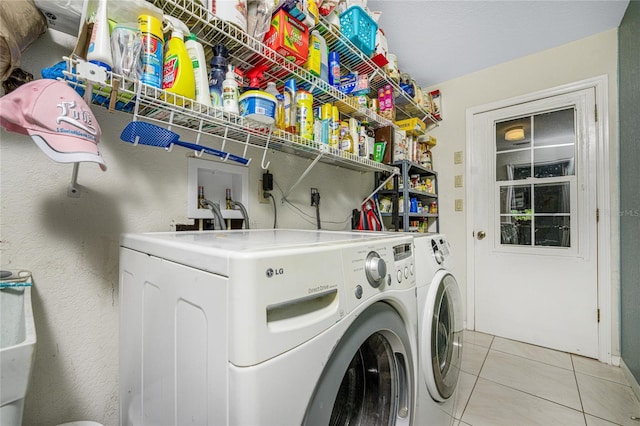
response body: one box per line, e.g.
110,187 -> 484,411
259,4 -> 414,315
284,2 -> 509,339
245,64 -> 268,91
162,16 -> 195,102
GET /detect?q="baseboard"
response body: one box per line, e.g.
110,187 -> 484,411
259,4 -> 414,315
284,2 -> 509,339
621,359 -> 640,402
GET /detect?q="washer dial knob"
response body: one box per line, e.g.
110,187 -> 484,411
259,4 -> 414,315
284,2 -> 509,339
365,251 -> 387,288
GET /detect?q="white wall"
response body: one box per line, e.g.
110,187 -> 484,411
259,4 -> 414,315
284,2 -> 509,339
426,28 -> 620,355
0,31 -> 371,425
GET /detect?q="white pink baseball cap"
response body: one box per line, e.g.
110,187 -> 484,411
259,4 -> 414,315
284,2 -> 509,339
0,79 -> 107,171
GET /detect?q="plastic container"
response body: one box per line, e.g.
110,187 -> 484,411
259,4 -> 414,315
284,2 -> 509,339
86,0 -> 113,70
138,14 -> 163,88
284,78 -> 297,133
339,5 -> 378,57
162,16 -> 196,101
222,66 -> 239,114
239,90 -> 276,124
0,271 -> 36,426
305,30 -> 328,82
296,89 -> 313,140
328,51 -> 340,87
209,44 -> 229,107
186,33 -> 211,106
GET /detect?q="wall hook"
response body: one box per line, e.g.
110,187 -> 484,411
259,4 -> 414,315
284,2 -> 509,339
67,163 -> 81,198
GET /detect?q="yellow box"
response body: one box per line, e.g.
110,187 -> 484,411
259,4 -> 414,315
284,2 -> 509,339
395,118 -> 426,136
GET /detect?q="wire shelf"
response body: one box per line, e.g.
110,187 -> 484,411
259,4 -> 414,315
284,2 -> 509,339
61,56 -> 398,175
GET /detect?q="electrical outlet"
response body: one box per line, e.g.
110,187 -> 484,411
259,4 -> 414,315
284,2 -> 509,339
454,151 -> 463,164
454,175 -> 463,188
258,180 -> 270,204
455,199 -> 464,211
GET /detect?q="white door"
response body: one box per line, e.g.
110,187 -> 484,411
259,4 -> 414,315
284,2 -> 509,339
471,88 -> 599,358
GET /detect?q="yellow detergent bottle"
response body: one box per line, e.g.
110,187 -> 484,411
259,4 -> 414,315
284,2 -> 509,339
162,16 -> 195,104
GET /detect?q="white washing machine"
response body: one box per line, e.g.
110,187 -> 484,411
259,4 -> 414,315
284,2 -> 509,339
119,229 -> 419,425
414,234 -> 463,426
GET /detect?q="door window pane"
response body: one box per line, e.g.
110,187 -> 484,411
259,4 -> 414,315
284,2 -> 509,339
500,217 -> 532,246
533,108 -> 575,147
534,146 -> 575,177
496,117 -> 531,152
500,185 -> 531,214
534,183 -> 570,214
496,151 -> 531,181
535,216 -> 571,247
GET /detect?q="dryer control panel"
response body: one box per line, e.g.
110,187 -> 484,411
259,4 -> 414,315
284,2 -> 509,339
342,235 -> 415,314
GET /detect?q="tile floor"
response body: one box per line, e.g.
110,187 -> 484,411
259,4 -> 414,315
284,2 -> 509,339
454,330 -> 640,426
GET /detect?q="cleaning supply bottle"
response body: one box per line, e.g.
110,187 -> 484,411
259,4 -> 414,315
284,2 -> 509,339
245,65 -> 268,91
185,33 -> 211,106
305,30 -> 328,82
138,14 -> 163,88
162,16 -> 195,101
87,0 -> 113,71
284,78 -> 297,134
208,44 -> 228,107
265,82 -> 279,97
222,65 -> 239,114
329,51 -> 340,87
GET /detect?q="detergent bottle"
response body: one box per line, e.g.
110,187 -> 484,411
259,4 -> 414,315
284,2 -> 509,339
185,33 -> 211,106
162,16 -> 195,101
208,44 -> 228,107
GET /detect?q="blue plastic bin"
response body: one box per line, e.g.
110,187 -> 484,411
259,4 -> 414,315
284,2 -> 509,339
339,6 -> 378,57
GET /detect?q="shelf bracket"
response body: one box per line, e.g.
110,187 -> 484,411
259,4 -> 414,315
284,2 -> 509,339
281,151 -> 324,202
220,127 -> 229,152
67,162 -> 81,198
360,168 -> 399,205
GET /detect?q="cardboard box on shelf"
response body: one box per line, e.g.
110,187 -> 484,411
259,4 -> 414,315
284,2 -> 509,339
263,9 -> 309,65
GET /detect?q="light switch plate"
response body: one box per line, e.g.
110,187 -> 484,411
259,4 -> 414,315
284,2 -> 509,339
455,199 -> 464,211
454,151 -> 463,164
454,175 -> 463,188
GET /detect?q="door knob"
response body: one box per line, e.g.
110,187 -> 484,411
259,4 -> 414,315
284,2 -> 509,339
477,231 -> 486,240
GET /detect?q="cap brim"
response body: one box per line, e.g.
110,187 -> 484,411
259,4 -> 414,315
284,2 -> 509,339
31,134 -> 107,171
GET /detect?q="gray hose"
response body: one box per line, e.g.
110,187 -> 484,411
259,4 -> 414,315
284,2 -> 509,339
230,200 -> 250,229
200,198 -> 227,230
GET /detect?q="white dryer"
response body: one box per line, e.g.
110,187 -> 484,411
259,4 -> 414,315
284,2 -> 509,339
414,234 -> 463,426
119,229 -> 419,425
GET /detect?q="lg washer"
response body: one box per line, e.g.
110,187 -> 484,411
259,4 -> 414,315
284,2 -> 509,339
119,229 -> 419,425
413,234 -> 463,426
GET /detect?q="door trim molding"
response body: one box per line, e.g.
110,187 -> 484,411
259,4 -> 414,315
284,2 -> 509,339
465,75 -> 613,363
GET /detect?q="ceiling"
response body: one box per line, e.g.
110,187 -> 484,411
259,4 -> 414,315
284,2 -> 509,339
366,0 -> 629,87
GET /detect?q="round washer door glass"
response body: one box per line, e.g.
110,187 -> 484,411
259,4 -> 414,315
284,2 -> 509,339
423,271 -> 463,401
304,303 -> 414,426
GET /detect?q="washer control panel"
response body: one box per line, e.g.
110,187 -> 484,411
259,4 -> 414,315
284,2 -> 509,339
343,236 -> 415,313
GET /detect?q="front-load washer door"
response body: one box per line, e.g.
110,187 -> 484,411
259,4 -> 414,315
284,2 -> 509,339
303,303 -> 413,426
422,270 -> 463,402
